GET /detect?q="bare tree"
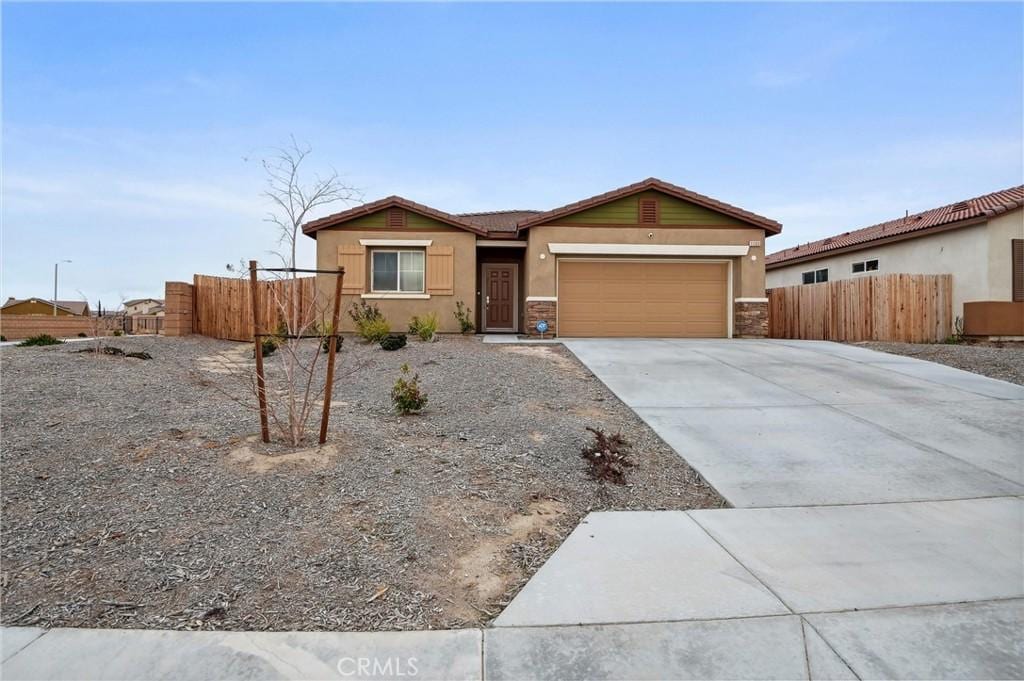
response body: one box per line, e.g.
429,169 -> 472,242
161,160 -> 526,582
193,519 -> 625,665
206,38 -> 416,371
257,139 -> 361,445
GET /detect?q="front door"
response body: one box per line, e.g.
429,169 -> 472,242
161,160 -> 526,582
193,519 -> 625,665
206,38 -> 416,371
483,264 -> 518,332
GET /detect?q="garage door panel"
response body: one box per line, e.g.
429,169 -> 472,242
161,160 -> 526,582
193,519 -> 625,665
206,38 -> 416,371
558,260 -> 728,338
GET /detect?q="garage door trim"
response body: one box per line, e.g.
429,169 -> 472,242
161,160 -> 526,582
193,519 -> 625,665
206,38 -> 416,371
555,257 -> 733,338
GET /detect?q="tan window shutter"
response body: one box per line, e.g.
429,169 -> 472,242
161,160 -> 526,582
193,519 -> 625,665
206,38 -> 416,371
337,245 -> 365,294
639,198 -> 658,224
426,245 -> 454,295
1013,239 -> 1024,302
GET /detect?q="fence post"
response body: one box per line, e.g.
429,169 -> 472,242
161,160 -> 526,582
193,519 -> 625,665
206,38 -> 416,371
250,261 -> 270,443
319,267 -> 346,445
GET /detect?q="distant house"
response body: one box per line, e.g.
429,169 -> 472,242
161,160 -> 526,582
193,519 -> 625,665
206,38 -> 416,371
123,298 -> 164,315
766,186 -> 1024,329
1,298 -> 90,316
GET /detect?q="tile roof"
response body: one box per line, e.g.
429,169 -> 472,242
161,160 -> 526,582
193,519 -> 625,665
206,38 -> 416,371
766,185 -> 1024,267
302,196 -> 487,236
457,210 -> 541,233
300,179 -> 781,237
516,177 -> 782,233
2,298 -> 90,315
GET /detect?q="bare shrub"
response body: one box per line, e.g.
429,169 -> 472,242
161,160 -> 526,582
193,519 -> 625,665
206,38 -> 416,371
580,427 -> 633,485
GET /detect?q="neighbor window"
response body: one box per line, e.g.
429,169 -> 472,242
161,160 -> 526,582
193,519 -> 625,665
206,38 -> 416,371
371,250 -> 425,293
802,268 -> 828,285
851,259 -> 879,274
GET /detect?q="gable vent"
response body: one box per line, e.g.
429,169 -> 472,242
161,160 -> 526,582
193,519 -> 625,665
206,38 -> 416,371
387,208 -> 406,229
639,199 -> 658,224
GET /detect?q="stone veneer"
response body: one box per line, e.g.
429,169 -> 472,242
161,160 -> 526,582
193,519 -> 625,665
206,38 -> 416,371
526,300 -> 557,336
734,300 -> 768,338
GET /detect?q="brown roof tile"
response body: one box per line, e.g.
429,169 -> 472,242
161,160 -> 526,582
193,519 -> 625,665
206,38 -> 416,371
515,177 -> 782,233
457,210 -> 541,233
766,185 -> 1024,268
302,196 -> 487,236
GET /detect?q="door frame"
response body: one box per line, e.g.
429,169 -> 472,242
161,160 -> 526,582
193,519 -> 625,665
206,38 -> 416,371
555,257 -> 733,338
481,262 -> 519,333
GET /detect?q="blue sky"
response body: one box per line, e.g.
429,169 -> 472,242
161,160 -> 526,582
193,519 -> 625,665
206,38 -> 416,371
3,2 -> 1022,306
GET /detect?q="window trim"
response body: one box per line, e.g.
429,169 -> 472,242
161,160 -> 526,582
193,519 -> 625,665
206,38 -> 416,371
370,248 -> 426,294
802,268 -> 829,285
852,259 -> 879,274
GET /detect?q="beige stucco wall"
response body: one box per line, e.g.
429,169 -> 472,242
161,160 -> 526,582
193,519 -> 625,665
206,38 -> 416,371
313,227 -> 478,333
523,224 -> 769,300
766,207 -> 1023,318
987,209 -> 1024,301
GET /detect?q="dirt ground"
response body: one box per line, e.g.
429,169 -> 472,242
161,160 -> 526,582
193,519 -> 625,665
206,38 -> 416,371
856,340 -> 1024,386
0,335 -> 723,632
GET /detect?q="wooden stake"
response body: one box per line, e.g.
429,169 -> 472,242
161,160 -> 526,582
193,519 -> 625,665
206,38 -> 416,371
319,267 -> 345,444
250,260 -> 270,443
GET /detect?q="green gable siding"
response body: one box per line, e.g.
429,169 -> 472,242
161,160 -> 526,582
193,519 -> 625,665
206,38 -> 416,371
330,209 -> 455,232
556,190 -> 737,226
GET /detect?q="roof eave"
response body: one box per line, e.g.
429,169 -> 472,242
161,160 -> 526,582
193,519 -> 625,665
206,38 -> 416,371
765,215 -> 990,270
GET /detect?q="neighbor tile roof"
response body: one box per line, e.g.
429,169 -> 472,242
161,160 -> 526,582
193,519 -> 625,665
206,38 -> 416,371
2,299 -> 89,315
457,210 -> 541,233
766,185 -> 1024,267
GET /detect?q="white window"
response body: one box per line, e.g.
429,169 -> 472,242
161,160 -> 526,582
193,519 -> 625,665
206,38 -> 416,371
802,268 -> 828,285
852,259 -> 879,274
371,250 -> 425,293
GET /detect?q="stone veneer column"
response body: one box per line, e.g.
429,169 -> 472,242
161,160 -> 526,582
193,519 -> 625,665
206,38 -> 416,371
734,299 -> 768,338
525,299 -> 557,336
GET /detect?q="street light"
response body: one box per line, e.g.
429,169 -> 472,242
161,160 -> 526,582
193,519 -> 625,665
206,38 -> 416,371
53,260 -> 72,316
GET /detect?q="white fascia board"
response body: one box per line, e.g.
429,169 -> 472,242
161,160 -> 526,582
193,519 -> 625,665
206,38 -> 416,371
359,239 -> 433,247
546,243 -> 750,256
477,239 -> 528,247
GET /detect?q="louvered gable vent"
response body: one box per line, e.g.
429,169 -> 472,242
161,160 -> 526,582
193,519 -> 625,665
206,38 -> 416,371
387,208 -> 406,229
639,198 -> 658,224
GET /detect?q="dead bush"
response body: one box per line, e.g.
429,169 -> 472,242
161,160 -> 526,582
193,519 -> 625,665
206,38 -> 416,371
580,427 -> 633,485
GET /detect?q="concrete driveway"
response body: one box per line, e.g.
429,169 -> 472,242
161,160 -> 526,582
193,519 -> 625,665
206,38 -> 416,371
564,338 -> 1024,507
489,339 -> 1023,679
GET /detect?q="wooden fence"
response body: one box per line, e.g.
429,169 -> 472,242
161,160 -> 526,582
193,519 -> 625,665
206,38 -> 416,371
768,274 -> 953,343
192,274 -> 319,341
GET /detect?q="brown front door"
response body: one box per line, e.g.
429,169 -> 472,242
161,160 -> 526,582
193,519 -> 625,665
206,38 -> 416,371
483,264 -> 517,332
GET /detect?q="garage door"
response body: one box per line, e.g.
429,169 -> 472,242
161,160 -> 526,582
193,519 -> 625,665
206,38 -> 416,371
557,260 -> 728,337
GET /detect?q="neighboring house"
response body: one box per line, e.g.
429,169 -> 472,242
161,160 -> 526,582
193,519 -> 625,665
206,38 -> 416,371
304,178 -> 781,338
123,298 -> 165,315
1,298 -> 90,316
766,187 -> 1024,326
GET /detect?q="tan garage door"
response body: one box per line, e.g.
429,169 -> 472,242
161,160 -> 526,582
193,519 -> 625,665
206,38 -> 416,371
558,260 -> 728,337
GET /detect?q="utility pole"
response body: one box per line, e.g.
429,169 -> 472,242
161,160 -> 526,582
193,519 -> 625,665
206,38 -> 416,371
53,260 -> 71,315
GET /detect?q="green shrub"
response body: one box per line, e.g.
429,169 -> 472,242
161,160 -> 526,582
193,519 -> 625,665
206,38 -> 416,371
113,329 -> 123,337
409,312 -> 438,342
391,363 -> 428,414
77,332 -> 88,338
380,333 -> 407,351
0,335 -> 6,342
258,337 -> 278,357
348,300 -> 383,326
454,301 -> 475,334
18,334 -> 64,347
359,317 -> 391,343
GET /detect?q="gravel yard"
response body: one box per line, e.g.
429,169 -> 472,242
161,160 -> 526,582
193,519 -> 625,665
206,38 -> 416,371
0,335 -> 722,633
856,341 -> 1024,386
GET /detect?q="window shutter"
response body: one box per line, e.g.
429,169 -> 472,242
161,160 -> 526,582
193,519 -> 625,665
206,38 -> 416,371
639,198 -> 658,224
387,208 -> 406,229
1013,239 -> 1024,302
337,245 -> 365,294
425,245 -> 454,295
